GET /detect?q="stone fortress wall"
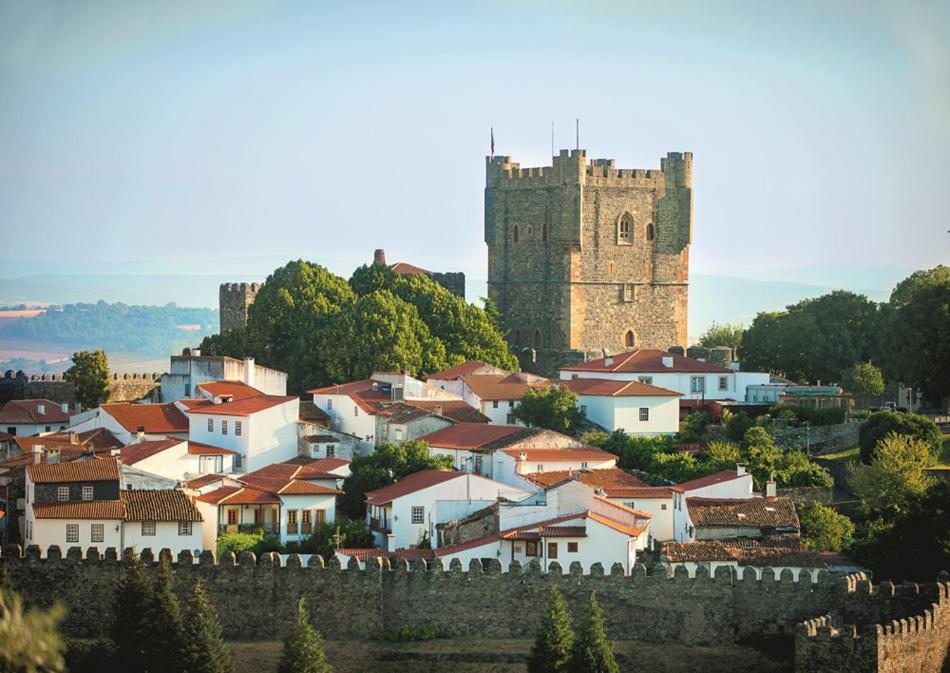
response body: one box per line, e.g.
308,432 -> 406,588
5,545 -> 947,672
219,282 -> 261,334
0,370 -> 159,407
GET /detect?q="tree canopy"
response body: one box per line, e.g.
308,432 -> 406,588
64,350 -> 111,410
512,386 -> 587,436
858,411 -> 943,464
201,260 -> 516,394
851,433 -> 935,519
527,587 -> 574,673
840,362 -> 885,399
698,321 -> 744,349
799,502 -> 854,552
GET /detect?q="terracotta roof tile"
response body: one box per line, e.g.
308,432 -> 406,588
419,423 -> 535,450
390,261 -> 430,275
196,380 -> 263,401
521,467 -> 647,491
460,373 -> 551,401
561,349 -> 732,374
120,439 -> 183,465
186,395 -> 297,417
32,501 -> 124,519
183,473 -> 226,489
0,399 -> 69,424
674,469 -> 749,493
187,441 -> 238,456
501,448 -> 616,462
560,378 -> 680,397
587,511 -> 645,537
27,458 -> 120,483
427,361 -> 505,380
238,474 -> 338,496
365,469 -> 460,505
662,537 -> 822,567
102,403 -> 189,433
687,497 -> 799,529
196,485 -> 280,505
120,489 -> 203,522
406,400 -> 491,424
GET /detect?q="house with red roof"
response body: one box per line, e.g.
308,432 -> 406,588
0,399 -> 70,436
364,469 -> 530,551
559,349 -> 769,403
493,446 -> 617,488
159,353 -> 287,403
559,378 -> 681,436
69,402 -> 191,445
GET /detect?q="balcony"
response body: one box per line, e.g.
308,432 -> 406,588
370,517 -> 391,534
219,523 -> 277,536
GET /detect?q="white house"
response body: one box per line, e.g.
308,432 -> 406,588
492,447 -> 618,488
559,349 -> 769,402
426,361 -> 511,396
68,402 -> 190,445
185,394 -> 299,473
159,352 -> 288,402
0,400 -> 70,436
364,469 -> 530,551
456,372 -> 551,425
670,467 -> 757,541
685,495 -> 799,542
119,438 -> 237,481
559,378 -> 680,435
661,537 -> 825,581
24,459 -> 205,554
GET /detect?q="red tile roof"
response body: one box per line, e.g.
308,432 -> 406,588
500,513 -> 586,539
288,456 -> 351,472
601,486 -> 677,499
177,399 -> 214,411
120,439 -> 184,465
237,474 -> 338,496
406,400 -> 491,424
560,349 -> 732,374
674,469 -> 749,493
102,403 -> 189,433
365,469 -> 461,505
186,395 -> 298,417
187,441 -> 238,456
0,447 -> 91,473
183,473 -> 226,489
306,379 -> 393,414
32,501 -> 124,519
501,448 -> 616,462
588,511 -> 645,537
460,373 -> 551,401
244,459 -> 341,482
662,537 -> 822,567
196,381 -> 263,401
196,485 -> 281,505
427,361 -> 502,380
521,467 -> 647,491
0,399 -> 69,424
15,436 -> 82,453
419,423 -> 533,450
560,378 -> 680,398
686,497 -> 799,529
27,458 -> 120,483
390,261 -> 430,275
120,489 -> 203,522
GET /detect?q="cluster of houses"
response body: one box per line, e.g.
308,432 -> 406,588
0,348 -> 834,577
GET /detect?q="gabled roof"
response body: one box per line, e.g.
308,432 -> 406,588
587,511 -> 645,537
501,447 -> 616,462
365,469 -> 461,506
196,380 -> 263,401
0,447 -> 91,473
559,378 -> 680,398
243,461 -> 340,482
390,261 -> 430,275
238,475 -> 338,496
686,497 -> 799,529
521,467 -> 647,493
102,403 -> 189,433
662,536 -> 822,567
32,501 -> 124,520
120,439 -> 184,466
560,349 -> 732,374
406,400 -> 491,424
460,373 -> 551,401
427,361 -> 505,381
75,428 -> 122,451
674,469 -> 749,493
196,485 -> 281,505
0,399 -> 68,424
306,379 -> 393,414
419,423 -> 536,450
27,457 -> 120,483
187,441 -> 238,456
285,456 -> 351,472
183,473 -> 227,489
186,395 -> 298,417
120,489 -> 203,522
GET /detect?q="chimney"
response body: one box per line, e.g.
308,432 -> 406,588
47,449 -> 60,465
434,405 -> 443,417
69,432 -> 79,445
604,356 -> 614,367
136,427 -> 145,443
661,355 -> 674,368
765,472 -> 777,498
32,445 -> 43,464
244,357 -> 256,388
373,249 -> 387,266
736,463 -> 747,476
61,402 -> 69,415
518,451 -> 527,461
37,403 -> 46,415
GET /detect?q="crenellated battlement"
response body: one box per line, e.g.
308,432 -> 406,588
219,282 -> 262,293
486,149 -> 688,190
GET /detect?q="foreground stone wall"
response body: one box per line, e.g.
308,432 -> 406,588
771,421 -> 861,453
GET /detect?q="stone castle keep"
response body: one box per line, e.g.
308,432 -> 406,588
6,547 -> 949,673
485,149 -> 692,374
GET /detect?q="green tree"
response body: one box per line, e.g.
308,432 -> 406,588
851,433 -> 935,519
880,266 -> 950,407
799,502 -> 854,552
145,556 -> 185,673
741,427 -> 832,489
111,551 -> 154,672
0,587 -> 65,673
725,411 -> 755,442
181,581 -> 234,673
339,440 -> 453,518
512,386 -> 586,436
858,411 -> 943,464
840,362 -> 885,402
276,598 -> 332,673
698,321 -> 744,349
63,349 -> 110,410
705,441 -> 742,470
527,587 -> 574,673
286,518 -> 374,560
568,592 -> 618,673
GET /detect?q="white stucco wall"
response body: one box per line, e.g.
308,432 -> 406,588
311,393 -> 377,450
27,517 -> 122,553
278,493 -> 337,544
123,520 -> 204,555
561,370 -> 739,401
607,495 -> 675,542
188,399 -> 298,473
577,394 -> 679,435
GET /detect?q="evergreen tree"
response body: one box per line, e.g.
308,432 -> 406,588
111,551 -> 154,672
181,581 -> 234,673
276,598 -> 332,673
527,586 -> 574,673
568,592 -> 619,673
145,556 -> 185,673
63,349 -> 110,410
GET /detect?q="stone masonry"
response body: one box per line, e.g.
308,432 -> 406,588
485,149 -> 692,376
4,545 -> 948,671
218,282 -> 261,333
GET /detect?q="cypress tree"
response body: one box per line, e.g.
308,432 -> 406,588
276,598 -> 332,673
111,551 -> 154,672
145,555 -> 185,673
568,592 -> 619,673
181,580 -> 234,673
527,586 -> 574,673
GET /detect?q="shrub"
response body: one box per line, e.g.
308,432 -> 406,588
725,411 -> 755,441
64,638 -> 117,673
799,502 -> 854,552
788,405 -> 847,426
216,530 -> 265,557
383,625 -> 442,642
678,411 -> 709,443
858,411 -> 942,464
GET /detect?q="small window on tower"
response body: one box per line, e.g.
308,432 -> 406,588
514,330 -> 522,346
533,330 -> 542,349
513,225 -> 519,243
618,212 -> 633,244
623,284 -> 635,302
625,331 -> 635,348
647,223 -> 655,241
542,223 -> 548,241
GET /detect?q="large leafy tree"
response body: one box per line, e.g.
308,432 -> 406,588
850,433 -> 935,519
276,598 -> 332,673
799,502 -> 854,552
840,361 -> 885,405
879,266 -> 949,407
512,386 -> 586,436
568,592 -> 619,673
858,411 -> 943,464
339,440 -> 453,518
63,349 -> 111,410
181,581 -> 234,673
698,321 -> 744,349
527,587 -> 574,673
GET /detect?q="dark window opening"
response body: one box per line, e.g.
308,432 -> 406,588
625,330 -> 635,348
513,225 -> 519,243
533,330 -> 542,349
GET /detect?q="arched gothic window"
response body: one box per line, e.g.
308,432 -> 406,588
646,223 -> 655,241
625,330 -> 636,348
533,330 -> 542,349
618,212 -> 633,244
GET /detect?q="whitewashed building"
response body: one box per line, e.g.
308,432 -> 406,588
0,400 -> 70,436
559,378 -> 680,435
119,438 -> 237,481
69,402 -> 190,445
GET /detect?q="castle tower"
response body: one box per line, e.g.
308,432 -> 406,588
218,282 -> 261,333
485,148 -> 692,374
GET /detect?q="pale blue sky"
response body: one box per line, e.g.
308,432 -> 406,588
1,0 -> 948,288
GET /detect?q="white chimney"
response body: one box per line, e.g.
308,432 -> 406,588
662,356 -> 674,368
244,357 -> 256,388
736,463 -> 747,476
32,445 -> 43,464
604,357 -> 614,367
519,451 -> 527,461
765,479 -> 777,498
60,402 -> 69,414
37,403 -> 46,415
434,405 -> 443,417
136,427 -> 145,443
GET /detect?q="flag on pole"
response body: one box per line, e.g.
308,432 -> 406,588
490,127 -> 495,158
